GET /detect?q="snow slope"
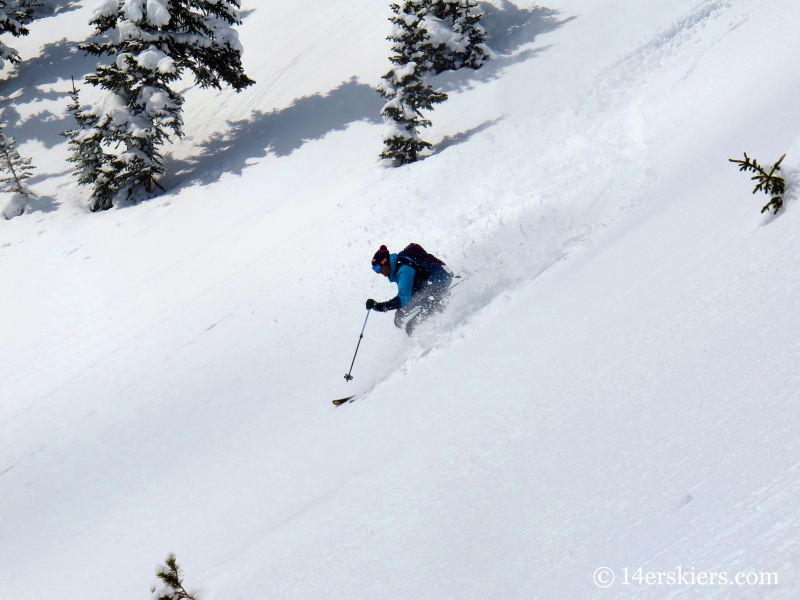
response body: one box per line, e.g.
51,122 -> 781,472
2,0 -> 800,598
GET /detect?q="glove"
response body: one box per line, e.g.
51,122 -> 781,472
366,298 -> 388,312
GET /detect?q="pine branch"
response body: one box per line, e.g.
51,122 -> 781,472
761,197 -> 783,215
729,152 -> 787,214
152,554 -> 197,600
728,152 -> 786,195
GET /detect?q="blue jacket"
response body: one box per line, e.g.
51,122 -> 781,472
388,253 -> 415,308
383,253 -> 452,311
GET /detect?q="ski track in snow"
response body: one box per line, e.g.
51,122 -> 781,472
387,0 -> 749,371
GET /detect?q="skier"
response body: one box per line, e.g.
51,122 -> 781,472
366,244 -> 453,335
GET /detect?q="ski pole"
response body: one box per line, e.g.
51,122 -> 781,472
344,309 -> 371,382
448,274 -> 467,291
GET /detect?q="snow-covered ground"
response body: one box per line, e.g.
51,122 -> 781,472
2,0 -> 800,598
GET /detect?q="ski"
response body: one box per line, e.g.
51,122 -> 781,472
332,395 -> 356,406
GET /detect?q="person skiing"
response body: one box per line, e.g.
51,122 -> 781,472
366,243 -> 454,335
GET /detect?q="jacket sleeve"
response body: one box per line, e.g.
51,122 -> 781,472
383,264 -> 415,310
395,264 -> 415,307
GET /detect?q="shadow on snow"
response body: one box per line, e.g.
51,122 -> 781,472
161,77 -> 384,189
432,118 -> 504,155
434,3 -> 575,94
33,0 -> 81,19
0,36 -> 107,150
481,1 -> 573,55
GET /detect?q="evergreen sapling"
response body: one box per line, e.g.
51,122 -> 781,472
0,125 -> 34,196
378,0 -> 447,165
0,122 -> 35,218
151,554 -> 197,600
729,152 -> 787,214
61,77 -> 104,190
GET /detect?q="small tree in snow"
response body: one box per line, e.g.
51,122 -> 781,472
78,0 -> 254,211
378,0 -> 447,165
61,77 -> 105,191
0,122 -> 35,218
0,0 -> 41,67
729,152 -> 787,215
428,0 -> 490,73
150,554 -> 197,600
0,123 -> 35,220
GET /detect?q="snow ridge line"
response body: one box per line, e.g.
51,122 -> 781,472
614,0 -> 733,69
583,0 -> 736,112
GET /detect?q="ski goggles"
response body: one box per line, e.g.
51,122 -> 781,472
372,264 -> 382,273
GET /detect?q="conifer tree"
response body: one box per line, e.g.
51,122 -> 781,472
0,122 -> 35,198
78,0 -> 254,211
61,77 -> 105,191
378,0 -> 447,165
428,0 -> 489,73
150,554 -> 197,600
0,0 -> 41,67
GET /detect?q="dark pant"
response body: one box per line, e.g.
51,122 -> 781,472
394,270 -> 454,335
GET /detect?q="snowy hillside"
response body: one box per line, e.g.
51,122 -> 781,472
2,0 -> 800,598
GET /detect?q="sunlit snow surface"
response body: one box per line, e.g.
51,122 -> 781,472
2,0 -> 800,598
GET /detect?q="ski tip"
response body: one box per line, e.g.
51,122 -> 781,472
332,395 -> 357,406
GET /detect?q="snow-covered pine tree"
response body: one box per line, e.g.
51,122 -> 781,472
0,0 -> 41,67
378,0 -> 447,165
61,77 -> 105,192
428,0 -> 490,73
0,122 -> 34,196
78,0 -> 254,212
81,44 -> 183,211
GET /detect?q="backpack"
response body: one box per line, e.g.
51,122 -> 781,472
396,243 -> 446,276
